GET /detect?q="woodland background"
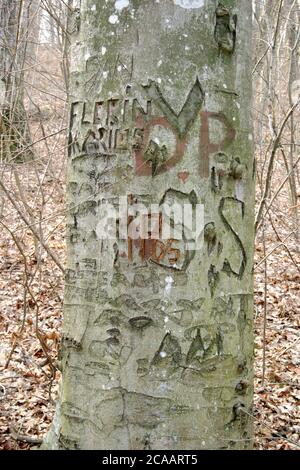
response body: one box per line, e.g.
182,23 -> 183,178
0,0 -> 299,450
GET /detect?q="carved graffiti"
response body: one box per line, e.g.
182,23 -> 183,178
212,296 -> 234,319
143,78 -> 204,138
135,79 -> 204,176
135,78 -> 204,176
125,189 -> 198,271
184,327 -> 224,370
68,94 -> 152,159
129,316 -> 153,330
150,238 -> 181,266
211,152 -> 230,192
200,113 -> 236,178
59,0 -> 255,449
219,197 -> 247,279
150,332 -> 182,378
210,153 -> 244,193
177,171 -> 190,183
68,81 -> 236,182
94,388 -> 189,434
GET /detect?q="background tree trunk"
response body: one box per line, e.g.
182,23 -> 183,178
0,0 -> 31,161
43,0 -> 255,450
288,0 -> 300,247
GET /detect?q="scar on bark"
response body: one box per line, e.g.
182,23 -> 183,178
211,153 -> 244,192
144,140 -> 169,176
143,433 -> 151,450
214,3 -> 237,54
235,380 -> 249,395
237,294 -> 249,353
208,264 -> 220,297
229,157 -> 244,180
204,222 -> 217,255
129,316 -> 153,329
62,304 -> 90,350
58,433 -> 79,450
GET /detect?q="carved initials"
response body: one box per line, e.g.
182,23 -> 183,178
142,78 -> 204,138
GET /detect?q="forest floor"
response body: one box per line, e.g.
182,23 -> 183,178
0,44 -> 299,448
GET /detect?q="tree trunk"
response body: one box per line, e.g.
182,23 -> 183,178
43,0 -> 255,450
25,0 -> 42,64
288,0 -> 300,247
0,0 -> 31,161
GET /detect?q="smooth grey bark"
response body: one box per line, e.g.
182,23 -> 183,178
44,0 -> 255,450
